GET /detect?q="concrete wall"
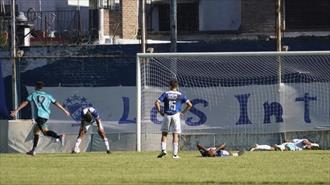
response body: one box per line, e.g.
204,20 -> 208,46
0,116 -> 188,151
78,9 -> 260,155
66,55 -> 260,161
1,120 -> 328,153
0,119 -> 136,153
241,0 -> 275,33
199,0 -> 241,31
0,120 -> 9,152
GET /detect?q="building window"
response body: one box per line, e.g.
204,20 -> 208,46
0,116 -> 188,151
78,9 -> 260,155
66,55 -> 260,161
103,0 -> 121,11
157,2 -> 198,32
285,0 -> 330,30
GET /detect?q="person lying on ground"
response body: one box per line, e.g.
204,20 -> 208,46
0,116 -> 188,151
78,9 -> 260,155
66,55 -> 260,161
197,143 -> 245,157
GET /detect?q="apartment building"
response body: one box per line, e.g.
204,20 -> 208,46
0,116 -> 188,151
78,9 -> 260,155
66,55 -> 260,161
102,0 -> 330,42
1,0 -> 329,45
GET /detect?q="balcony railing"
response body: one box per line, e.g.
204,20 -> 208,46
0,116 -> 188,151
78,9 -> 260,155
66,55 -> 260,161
26,9 -> 89,45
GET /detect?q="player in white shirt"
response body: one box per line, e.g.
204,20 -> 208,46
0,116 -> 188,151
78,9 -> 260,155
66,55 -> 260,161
292,139 -> 319,149
250,139 -> 320,151
72,107 -> 111,154
155,80 -> 192,159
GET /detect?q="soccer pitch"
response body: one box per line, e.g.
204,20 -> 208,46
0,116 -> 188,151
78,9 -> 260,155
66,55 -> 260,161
0,151 -> 329,185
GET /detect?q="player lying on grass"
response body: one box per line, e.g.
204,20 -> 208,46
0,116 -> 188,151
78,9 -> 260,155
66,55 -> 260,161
72,106 -> 111,154
197,144 -> 245,157
10,81 -> 70,156
155,79 -> 192,159
249,138 -> 320,151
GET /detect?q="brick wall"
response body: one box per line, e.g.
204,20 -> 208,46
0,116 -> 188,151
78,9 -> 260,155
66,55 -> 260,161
121,0 -> 138,39
104,10 -> 122,38
103,0 -> 138,39
241,0 -> 275,33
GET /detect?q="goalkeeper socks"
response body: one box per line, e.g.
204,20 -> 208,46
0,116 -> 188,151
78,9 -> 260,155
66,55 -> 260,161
161,142 -> 166,153
45,130 -> 60,139
32,134 -> 39,151
173,143 -> 179,156
104,138 -> 110,151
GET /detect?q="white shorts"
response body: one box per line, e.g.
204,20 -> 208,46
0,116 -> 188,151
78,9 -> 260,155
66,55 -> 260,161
220,150 -> 230,156
161,113 -> 181,134
82,121 -> 103,132
82,122 -> 93,132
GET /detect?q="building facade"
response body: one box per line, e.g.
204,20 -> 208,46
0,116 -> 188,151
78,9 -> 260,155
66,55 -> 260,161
102,0 -> 330,42
1,0 -> 329,45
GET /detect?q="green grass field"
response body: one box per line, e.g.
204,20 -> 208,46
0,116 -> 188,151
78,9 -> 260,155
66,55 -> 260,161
0,151 -> 329,185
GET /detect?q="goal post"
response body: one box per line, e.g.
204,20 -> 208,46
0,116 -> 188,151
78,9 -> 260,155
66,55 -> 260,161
136,55 -> 142,152
136,51 -> 330,151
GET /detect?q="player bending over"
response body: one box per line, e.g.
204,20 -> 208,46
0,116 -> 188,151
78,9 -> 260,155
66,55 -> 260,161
10,81 -> 70,156
155,79 -> 192,159
72,107 -> 111,154
197,144 -> 245,157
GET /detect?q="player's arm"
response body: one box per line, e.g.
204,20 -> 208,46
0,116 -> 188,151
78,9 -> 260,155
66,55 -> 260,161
155,100 -> 164,116
181,100 -> 192,115
54,102 -> 70,116
197,144 -> 208,152
10,101 -> 29,118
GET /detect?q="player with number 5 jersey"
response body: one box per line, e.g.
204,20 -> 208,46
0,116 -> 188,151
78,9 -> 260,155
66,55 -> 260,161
155,79 -> 192,159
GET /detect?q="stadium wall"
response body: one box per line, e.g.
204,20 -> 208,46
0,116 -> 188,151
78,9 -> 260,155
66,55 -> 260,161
1,40 -> 330,152
0,120 -> 329,153
0,119 -> 137,153
0,84 -> 329,152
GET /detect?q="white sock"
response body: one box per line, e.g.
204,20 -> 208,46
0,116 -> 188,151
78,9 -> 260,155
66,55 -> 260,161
161,142 -> 166,153
74,138 -> 82,150
104,138 -> 110,151
173,143 -> 179,156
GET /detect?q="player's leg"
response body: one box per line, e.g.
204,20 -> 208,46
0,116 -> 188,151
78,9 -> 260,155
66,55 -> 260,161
172,113 -> 181,159
215,143 -> 226,152
274,143 -> 286,151
96,122 -> 111,154
72,126 -> 86,153
27,125 -> 41,156
157,132 -> 168,158
172,133 -> 179,158
158,115 -> 170,158
250,144 -> 274,151
226,149 -> 245,157
37,117 -> 65,145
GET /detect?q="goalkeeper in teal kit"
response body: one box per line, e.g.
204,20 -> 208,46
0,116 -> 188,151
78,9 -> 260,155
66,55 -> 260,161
11,81 -> 70,156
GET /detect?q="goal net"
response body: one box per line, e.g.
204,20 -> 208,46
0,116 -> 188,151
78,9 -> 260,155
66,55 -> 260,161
136,51 -> 330,151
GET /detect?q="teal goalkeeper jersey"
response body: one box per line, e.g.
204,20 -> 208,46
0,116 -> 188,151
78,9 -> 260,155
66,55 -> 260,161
27,90 -> 56,119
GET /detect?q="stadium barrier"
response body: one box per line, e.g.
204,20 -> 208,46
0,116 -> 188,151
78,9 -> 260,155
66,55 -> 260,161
0,119 -> 329,153
0,119 -> 137,153
1,51 -> 329,153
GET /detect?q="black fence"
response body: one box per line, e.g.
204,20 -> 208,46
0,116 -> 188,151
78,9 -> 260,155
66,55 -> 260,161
25,9 -> 92,45
0,9 -> 98,47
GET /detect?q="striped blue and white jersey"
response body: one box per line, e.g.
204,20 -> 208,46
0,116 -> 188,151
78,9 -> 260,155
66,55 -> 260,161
81,107 -> 99,123
158,91 -> 189,115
